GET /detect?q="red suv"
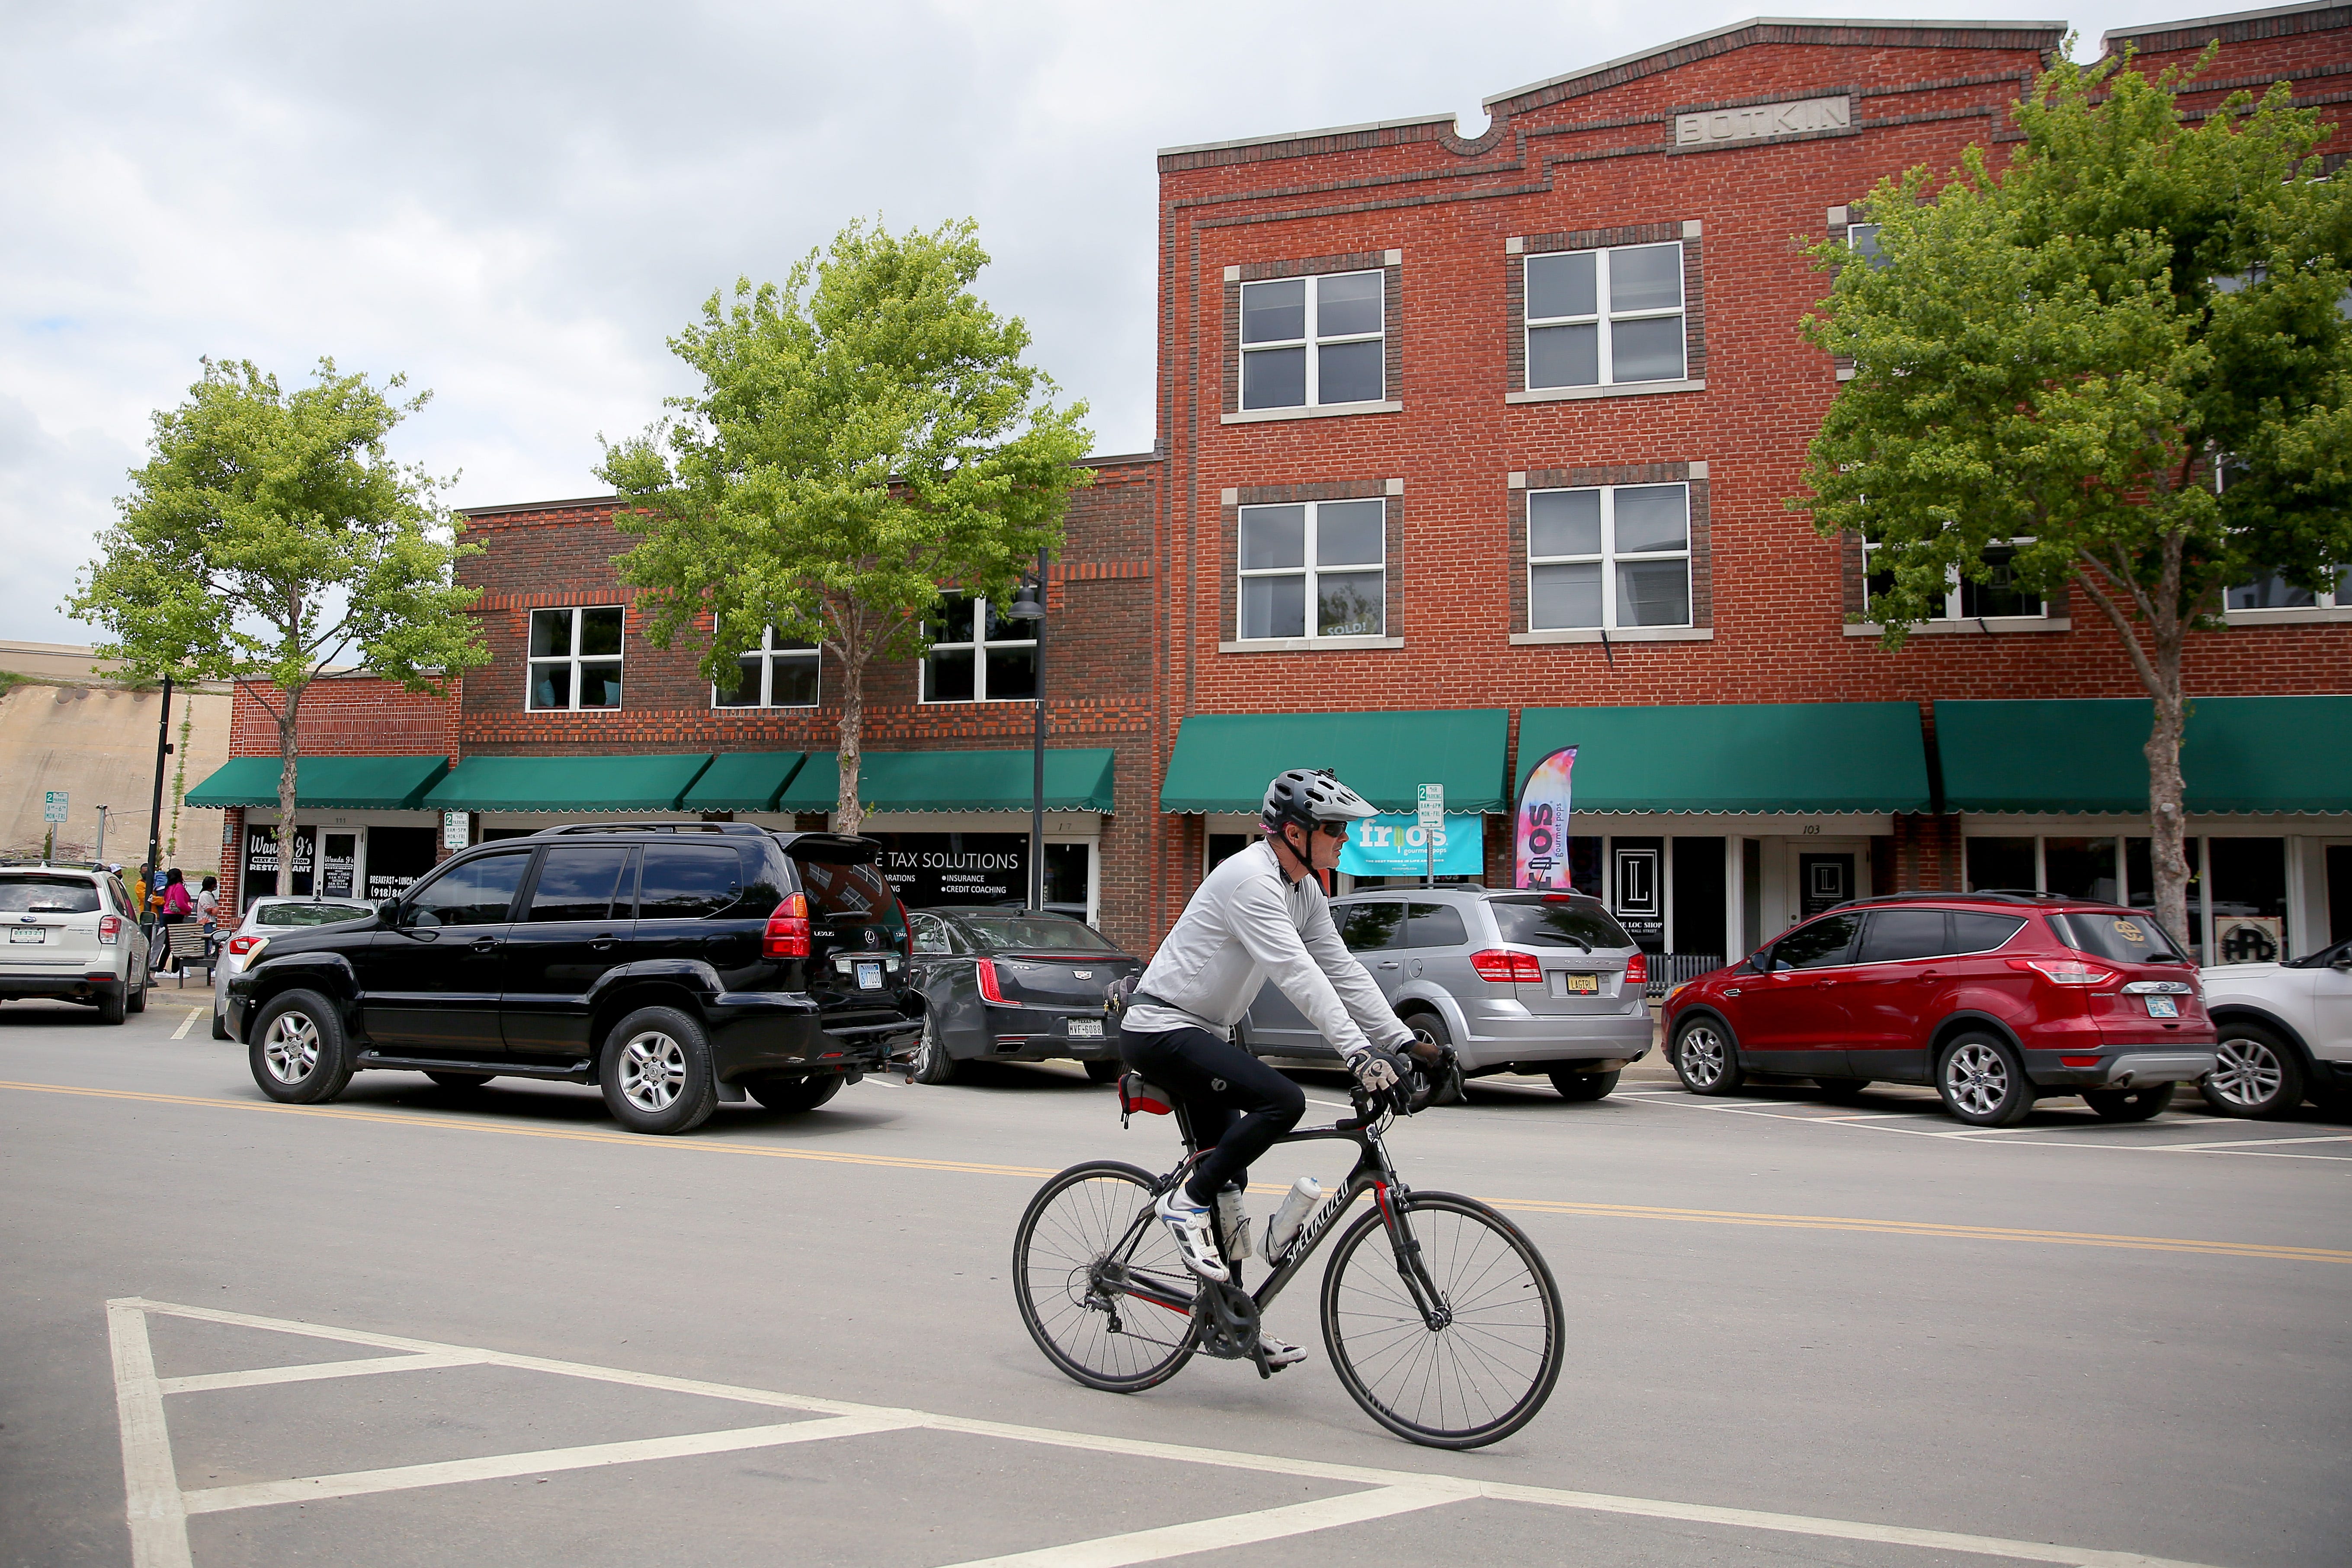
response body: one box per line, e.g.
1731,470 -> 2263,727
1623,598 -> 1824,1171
1661,894 -> 2217,1126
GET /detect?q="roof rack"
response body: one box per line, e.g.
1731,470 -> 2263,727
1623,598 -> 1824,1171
531,822 -> 767,837
1829,889 -> 2059,911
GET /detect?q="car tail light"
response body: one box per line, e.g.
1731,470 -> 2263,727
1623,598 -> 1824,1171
2060,1055 -> 2103,1068
1625,951 -> 1648,986
976,958 -> 1019,1005
2009,957 -> 2117,987
1468,949 -> 1543,983
97,915 -> 122,946
763,895 -> 811,959
227,934 -> 267,959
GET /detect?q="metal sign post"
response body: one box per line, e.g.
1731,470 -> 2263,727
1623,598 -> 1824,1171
1416,784 -> 1444,888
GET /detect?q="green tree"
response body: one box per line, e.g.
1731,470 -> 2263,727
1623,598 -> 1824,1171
69,359 -> 487,895
1798,48 -> 2352,946
599,218 -> 1093,833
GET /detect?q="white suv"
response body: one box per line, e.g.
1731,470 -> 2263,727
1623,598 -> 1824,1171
0,865 -> 152,1024
2197,936 -> 2352,1118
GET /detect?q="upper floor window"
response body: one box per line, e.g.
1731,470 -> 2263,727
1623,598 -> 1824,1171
1241,271 -> 1385,410
1527,484 -> 1691,631
715,627 -> 820,708
1846,222 -> 1886,268
528,606 -> 623,710
1861,539 -> 2045,621
2215,457 -> 2349,612
1525,243 -> 1685,390
922,593 -> 1035,702
1238,499 -> 1386,640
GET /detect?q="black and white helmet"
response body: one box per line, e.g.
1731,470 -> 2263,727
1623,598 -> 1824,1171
1261,768 -> 1378,835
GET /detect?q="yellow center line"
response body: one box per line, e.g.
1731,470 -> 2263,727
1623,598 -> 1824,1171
7,1078 -> 2346,1265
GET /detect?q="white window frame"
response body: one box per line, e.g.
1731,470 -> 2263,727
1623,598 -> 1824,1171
1526,484 -> 1692,632
1235,499 -> 1387,643
1846,222 -> 1885,267
1860,537 -> 2049,623
1239,270 -> 1386,410
2216,459 -> 2350,616
711,625 -> 820,709
526,605 -> 625,712
1524,242 -> 1686,391
919,593 -> 1037,704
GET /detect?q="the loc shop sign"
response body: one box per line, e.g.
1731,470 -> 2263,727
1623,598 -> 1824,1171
1675,94 -> 1851,150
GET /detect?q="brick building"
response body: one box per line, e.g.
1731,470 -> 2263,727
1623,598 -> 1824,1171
192,5 -> 2352,966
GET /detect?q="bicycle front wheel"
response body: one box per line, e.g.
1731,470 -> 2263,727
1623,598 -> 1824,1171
1013,1161 -> 1198,1392
1321,1190 -> 1562,1449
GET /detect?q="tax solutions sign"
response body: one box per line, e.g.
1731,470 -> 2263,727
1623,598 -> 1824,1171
1340,813 -> 1483,878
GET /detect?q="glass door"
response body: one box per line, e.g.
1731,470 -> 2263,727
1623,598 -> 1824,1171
317,830 -> 363,901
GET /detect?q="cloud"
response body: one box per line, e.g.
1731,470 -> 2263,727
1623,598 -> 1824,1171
2,1 -> 2138,641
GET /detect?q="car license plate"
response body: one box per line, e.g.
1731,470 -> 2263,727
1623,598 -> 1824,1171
855,961 -> 882,990
8,928 -> 45,943
1068,1018 -> 1102,1039
2145,996 -> 2179,1019
1550,972 -> 1598,997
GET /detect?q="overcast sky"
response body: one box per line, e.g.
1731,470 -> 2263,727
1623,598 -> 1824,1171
4,1 -> 2188,642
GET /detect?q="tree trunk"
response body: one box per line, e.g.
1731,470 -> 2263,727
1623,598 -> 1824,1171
835,655 -> 865,837
274,688 -> 302,898
2145,669 -> 2192,953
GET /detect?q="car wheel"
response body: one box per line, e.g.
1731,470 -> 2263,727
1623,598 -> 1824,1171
2201,1023 -> 2305,1119
248,990 -> 354,1103
1816,1077 -> 1871,1102
910,1013 -> 959,1085
747,1073 -> 843,1112
599,1006 -> 718,1135
1671,1016 -> 1744,1096
211,1010 -> 230,1041
1549,1068 -> 1620,1102
424,1071 -> 495,1091
1400,1012 -> 1465,1106
97,986 -> 127,1026
2083,1082 -> 2176,1122
1937,1034 -> 2032,1127
1082,1059 -> 1122,1084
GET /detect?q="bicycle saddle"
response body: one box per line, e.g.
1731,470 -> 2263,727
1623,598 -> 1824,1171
1118,1073 -> 1175,1116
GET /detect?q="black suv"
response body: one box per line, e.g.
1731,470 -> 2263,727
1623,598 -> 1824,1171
224,824 -> 923,1135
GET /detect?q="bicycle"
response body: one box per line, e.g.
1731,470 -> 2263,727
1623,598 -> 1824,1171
1012,1064 -> 1564,1449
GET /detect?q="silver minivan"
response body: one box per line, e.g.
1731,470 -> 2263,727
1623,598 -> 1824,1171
1240,886 -> 1653,1100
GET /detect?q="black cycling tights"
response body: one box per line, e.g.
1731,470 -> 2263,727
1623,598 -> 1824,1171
1119,1025 -> 1306,1206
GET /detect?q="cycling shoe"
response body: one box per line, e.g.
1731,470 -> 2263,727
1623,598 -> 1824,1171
1155,1187 -> 1229,1282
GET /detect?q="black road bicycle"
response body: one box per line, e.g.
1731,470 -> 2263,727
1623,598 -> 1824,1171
1013,1069 -> 1564,1449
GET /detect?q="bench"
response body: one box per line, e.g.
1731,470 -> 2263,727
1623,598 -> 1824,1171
160,923 -> 215,987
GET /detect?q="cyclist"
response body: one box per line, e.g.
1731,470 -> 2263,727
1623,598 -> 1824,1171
1119,768 -> 1417,1361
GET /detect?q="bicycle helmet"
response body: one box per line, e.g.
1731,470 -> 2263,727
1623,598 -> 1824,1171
1260,768 -> 1379,836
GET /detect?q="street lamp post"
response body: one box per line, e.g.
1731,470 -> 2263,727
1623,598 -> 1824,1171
1002,551 -> 1048,913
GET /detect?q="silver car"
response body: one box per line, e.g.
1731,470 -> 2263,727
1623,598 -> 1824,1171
0,863 -> 151,1023
209,895 -> 377,1039
1240,886 -> 1653,1100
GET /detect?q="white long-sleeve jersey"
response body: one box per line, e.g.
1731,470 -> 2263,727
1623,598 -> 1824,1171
1123,837 -> 1414,1060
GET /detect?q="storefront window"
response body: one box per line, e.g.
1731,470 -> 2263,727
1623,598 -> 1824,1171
1965,837 -> 2036,893
2127,837 -> 2204,960
2208,837 -> 2288,965
2041,837 -> 2118,902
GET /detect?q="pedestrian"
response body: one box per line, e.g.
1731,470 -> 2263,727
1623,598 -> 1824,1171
195,875 -> 221,960
156,869 -> 192,975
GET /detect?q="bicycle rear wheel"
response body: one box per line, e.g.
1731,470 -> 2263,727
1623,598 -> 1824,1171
1320,1190 -> 1561,1448
1014,1161 -> 1198,1392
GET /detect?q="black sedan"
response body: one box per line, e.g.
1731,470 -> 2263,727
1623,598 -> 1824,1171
904,907 -> 1139,1084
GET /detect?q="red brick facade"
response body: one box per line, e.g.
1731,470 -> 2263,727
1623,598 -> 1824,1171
208,6 -> 2351,956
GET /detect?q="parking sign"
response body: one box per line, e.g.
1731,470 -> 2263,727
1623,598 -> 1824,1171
1416,783 -> 1443,830
43,791 -> 68,824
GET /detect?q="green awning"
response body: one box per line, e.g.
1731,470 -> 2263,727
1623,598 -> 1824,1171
1158,711 -> 1509,814
777,749 -> 1115,813
1515,703 -> 1931,813
420,754 -> 716,813
681,752 -> 808,812
1937,697 -> 2352,814
184,755 -> 451,811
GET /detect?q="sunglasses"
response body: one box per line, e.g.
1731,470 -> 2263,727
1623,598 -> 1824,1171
1314,820 -> 1351,840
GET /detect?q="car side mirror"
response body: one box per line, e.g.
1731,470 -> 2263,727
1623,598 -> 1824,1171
2334,956 -> 2352,972
377,899 -> 403,925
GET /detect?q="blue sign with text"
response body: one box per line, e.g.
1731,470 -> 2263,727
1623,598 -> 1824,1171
1341,812 -> 1483,878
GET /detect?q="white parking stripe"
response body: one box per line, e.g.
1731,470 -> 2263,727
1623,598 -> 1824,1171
157,1352 -> 487,1395
2150,1132 -> 2352,1152
115,1298 -> 2231,1567
170,1010 -> 199,1040
105,1302 -> 191,1568
180,1414 -> 910,1514
933,1486 -> 1459,1568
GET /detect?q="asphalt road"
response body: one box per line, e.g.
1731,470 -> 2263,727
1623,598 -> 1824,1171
2,994 -> 2347,1568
